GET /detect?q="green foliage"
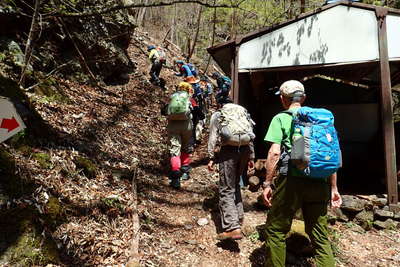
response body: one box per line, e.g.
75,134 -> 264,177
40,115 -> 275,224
362,0 -> 384,6
327,226 -> 341,257
101,196 -> 125,212
249,231 -> 260,243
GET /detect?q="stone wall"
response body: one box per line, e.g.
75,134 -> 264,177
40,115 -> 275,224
329,194 -> 400,230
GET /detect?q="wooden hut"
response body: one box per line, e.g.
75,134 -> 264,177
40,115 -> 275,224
208,1 -> 400,206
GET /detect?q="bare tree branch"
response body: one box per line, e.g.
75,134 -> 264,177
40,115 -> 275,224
57,17 -> 98,84
19,0 -> 41,87
47,0 -> 241,18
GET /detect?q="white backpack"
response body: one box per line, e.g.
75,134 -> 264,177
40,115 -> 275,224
157,47 -> 166,63
219,103 -> 255,146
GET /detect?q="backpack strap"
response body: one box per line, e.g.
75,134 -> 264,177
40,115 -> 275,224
280,110 -> 294,116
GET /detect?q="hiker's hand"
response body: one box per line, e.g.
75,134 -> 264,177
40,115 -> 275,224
208,160 -> 214,172
263,187 -> 273,207
248,160 -> 254,171
331,188 -> 342,208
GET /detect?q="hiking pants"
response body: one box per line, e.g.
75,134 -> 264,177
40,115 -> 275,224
265,175 -> 335,267
218,145 -> 251,232
167,120 -> 193,157
150,61 -> 162,83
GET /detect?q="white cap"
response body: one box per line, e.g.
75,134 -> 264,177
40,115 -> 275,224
276,80 -> 305,97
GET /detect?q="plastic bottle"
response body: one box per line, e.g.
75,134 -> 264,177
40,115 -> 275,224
292,127 -> 302,142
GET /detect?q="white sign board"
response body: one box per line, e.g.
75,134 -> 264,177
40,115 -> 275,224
0,98 -> 26,143
238,5 -> 379,69
387,14 -> 400,60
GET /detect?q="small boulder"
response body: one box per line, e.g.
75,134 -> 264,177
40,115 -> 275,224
393,211 -> 400,221
248,176 -> 260,192
197,218 -> 208,226
354,210 -> 373,230
374,209 -> 394,220
372,197 -> 387,207
329,207 -> 349,222
341,195 -> 367,212
373,219 -> 398,230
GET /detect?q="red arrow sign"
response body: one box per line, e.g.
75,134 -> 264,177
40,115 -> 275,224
1,117 -> 20,132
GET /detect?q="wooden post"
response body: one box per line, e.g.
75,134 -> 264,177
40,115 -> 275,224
376,7 -> 398,205
230,42 -> 239,104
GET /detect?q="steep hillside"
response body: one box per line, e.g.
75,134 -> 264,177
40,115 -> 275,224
0,30 -> 180,266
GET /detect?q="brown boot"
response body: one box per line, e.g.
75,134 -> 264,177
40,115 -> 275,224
216,229 -> 243,240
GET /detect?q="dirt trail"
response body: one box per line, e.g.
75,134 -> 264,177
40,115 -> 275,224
126,35 -> 400,267
138,138 -> 268,267
137,138 -> 400,267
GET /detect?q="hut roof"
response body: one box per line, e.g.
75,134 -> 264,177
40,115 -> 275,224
207,1 -> 400,77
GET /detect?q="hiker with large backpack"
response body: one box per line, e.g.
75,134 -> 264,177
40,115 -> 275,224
148,45 -> 166,86
207,96 -> 255,240
164,82 -> 195,189
262,80 -> 342,267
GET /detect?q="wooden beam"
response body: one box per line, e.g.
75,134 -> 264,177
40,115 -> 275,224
376,7 -> 398,205
230,42 -> 239,103
233,45 -> 239,103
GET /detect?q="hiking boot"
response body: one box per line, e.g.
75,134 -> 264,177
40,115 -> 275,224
169,170 -> 181,189
180,165 -> 191,181
170,178 -> 180,189
216,229 -> 243,240
180,172 -> 190,181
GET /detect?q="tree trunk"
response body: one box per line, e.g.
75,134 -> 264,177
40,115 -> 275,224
300,0 -> 305,13
187,5 -> 202,61
205,0 -> 217,73
171,4 -> 176,43
186,37 -> 191,61
136,0 -> 148,27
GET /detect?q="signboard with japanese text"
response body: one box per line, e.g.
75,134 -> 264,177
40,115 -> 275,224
0,98 -> 26,143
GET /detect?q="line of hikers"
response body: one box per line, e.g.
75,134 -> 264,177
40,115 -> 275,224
148,44 -> 343,267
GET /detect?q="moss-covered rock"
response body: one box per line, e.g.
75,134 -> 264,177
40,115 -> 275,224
46,197 -> 63,221
0,147 -> 37,200
0,148 -> 15,174
33,73 -> 70,103
74,156 -> 97,178
32,152 -> 52,169
0,207 -> 60,266
0,74 -> 25,100
43,197 -> 67,230
0,37 -> 26,68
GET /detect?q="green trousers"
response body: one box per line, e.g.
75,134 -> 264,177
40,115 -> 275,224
265,175 -> 335,267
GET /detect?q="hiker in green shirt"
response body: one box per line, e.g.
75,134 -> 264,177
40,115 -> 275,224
262,80 -> 342,267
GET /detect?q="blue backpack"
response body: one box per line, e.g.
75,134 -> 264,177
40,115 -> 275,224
187,63 -> 198,77
285,107 -> 342,178
222,76 -> 231,86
